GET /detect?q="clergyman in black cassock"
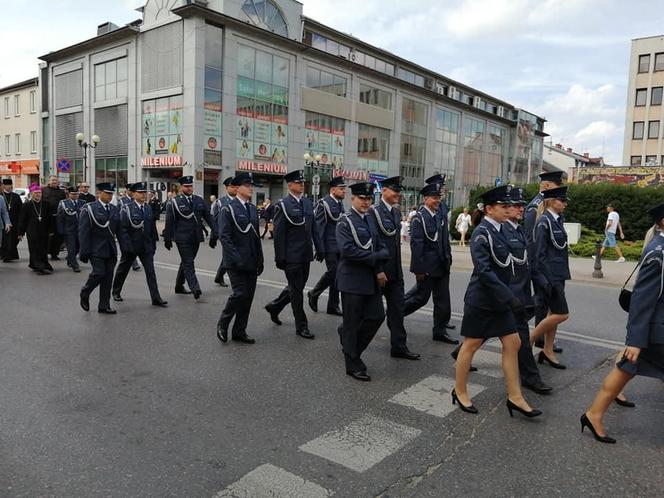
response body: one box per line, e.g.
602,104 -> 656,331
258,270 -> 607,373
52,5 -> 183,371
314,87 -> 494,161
18,185 -> 54,275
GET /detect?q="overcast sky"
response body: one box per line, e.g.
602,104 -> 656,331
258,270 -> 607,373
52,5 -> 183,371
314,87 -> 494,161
2,0 -> 663,165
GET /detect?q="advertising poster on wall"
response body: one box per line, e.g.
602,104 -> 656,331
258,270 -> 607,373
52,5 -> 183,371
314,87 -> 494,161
142,96 -> 184,159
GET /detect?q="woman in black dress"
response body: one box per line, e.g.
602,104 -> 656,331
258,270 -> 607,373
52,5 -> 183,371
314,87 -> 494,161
453,185 -> 541,418
18,184 -> 54,275
581,203 -> 664,443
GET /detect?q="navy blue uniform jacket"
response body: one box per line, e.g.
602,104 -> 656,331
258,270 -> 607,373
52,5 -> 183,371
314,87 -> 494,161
78,201 -> 120,259
56,199 -> 84,235
410,208 -> 450,277
463,219 -> 516,311
503,220 -> 533,308
118,201 -> 158,255
369,201 -> 402,281
314,195 -> 344,255
625,236 -> 664,348
164,194 -> 214,244
273,194 -> 318,266
531,210 -> 570,288
335,209 -> 389,295
218,198 -> 263,272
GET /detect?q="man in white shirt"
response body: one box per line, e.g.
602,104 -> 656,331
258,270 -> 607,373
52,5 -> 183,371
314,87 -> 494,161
599,203 -> 625,262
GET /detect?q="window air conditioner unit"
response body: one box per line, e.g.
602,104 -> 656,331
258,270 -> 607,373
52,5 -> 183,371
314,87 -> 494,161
448,86 -> 457,99
497,106 -> 504,117
474,97 -> 483,109
435,85 -> 445,95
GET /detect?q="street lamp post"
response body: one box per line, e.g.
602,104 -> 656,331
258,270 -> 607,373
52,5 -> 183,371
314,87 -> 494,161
75,133 -> 100,185
304,152 -> 322,202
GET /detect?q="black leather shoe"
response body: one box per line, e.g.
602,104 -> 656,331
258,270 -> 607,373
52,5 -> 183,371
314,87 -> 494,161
112,293 -> 123,302
538,351 -> 566,369
98,308 -> 117,315
445,323 -> 457,330
347,371 -> 371,382
175,288 -> 192,295
132,264 -> 141,271
296,328 -> 315,339
214,277 -> 229,287
193,290 -> 202,300
80,293 -> 89,312
265,305 -> 282,325
152,299 -> 168,307
232,334 -> 256,344
534,339 -> 563,353
391,350 -> 421,360
553,344 -> 563,353
433,333 -> 459,344
216,324 -> 228,343
51,255 -> 60,261
523,380 -> 553,395
307,291 -> 318,312
327,307 -> 343,316
73,267 -> 81,273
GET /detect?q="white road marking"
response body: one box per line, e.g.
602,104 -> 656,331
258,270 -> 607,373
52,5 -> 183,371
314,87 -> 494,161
213,463 -> 333,498
389,375 -> 486,419
153,261 -> 625,351
299,414 -> 421,473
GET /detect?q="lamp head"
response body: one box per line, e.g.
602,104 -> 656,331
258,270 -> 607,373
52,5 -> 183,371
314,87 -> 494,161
314,154 -> 322,163
303,152 -> 312,162
75,132 -> 84,144
91,135 -> 100,145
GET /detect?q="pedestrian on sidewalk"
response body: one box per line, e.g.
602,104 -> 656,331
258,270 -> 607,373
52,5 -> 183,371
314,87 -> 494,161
599,203 -> 625,262
455,208 -> 472,247
400,215 -> 409,244
581,202 -> 664,444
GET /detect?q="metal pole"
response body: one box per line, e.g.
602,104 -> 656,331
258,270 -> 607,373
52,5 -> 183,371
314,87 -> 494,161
592,240 -> 603,278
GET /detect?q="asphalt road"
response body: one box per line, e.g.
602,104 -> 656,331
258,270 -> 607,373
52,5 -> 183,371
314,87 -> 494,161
0,238 -> 662,497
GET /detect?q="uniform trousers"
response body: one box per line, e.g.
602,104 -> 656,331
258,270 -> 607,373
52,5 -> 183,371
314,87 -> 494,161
516,314 -> 543,386
175,241 -> 201,292
64,231 -> 80,269
339,292 -> 385,372
309,252 -> 340,310
81,256 -> 116,310
112,251 -> 162,301
403,273 -> 451,336
381,278 -> 409,353
218,270 -> 258,336
268,262 -> 310,331
215,259 -> 226,283
532,283 -> 549,325
48,231 -> 63,258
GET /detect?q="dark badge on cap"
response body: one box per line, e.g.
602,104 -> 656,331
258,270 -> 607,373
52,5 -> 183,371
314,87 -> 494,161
223,176 -> 234,187
96,182 -> 116,193
2,178 -> 12,185
130,182 -> 148,192
425,173 -> 446,186
539,171 -> 564,184
648,203 -> 664,223
381,176 -> 403,192
420,183 -> 441,197
231,172 -> 260,186
542,186 -> 569,200
480,185 -> 513,205
284,170 -> 305,183
349,182 -> 375,198
67,186 -> 79,194
178,176 -> 194,186
328,176 -> 347,188
508,186 -> 527,205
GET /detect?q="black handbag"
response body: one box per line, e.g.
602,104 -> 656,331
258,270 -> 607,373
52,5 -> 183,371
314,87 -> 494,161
619,262 -> 642,312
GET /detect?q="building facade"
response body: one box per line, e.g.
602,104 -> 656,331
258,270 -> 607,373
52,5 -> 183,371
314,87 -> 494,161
623,35 -> 664,167
0,78 -> 41,187
39,0 -> 545,206
543,142 -> 604,178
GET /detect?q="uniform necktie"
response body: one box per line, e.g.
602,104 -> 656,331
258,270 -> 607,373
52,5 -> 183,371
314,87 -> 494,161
245,202 -> 251,217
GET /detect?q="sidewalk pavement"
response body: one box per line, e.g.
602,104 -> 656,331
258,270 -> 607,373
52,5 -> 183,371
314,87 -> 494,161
401,243 -> 635,288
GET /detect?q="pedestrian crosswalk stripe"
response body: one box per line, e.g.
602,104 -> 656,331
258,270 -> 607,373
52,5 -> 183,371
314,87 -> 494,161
468,350 -> 504,379
389,375 -> 487,419
299,414 -> 421,473
213,463 -> 333,498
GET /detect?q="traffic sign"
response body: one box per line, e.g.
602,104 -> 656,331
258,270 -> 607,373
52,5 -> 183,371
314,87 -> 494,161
57,158 -> 71,173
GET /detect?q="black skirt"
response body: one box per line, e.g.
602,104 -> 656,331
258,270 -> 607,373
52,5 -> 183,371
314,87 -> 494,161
543,282 -> 569,315
461,304 -> 517,339
617,343 -> 664,380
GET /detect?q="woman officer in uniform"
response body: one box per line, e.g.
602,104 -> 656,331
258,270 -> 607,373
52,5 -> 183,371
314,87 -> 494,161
453,185 -> 541,418
529,186 -> 571,369
581,203 -> 664,443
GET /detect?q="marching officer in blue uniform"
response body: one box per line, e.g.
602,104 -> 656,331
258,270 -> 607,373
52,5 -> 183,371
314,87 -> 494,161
111,182 -> 168,307
336,182 -> 390,381
504,187 -> 552,394
265,170 -> 320,339
308,175 -> 346,316
524,171 -> 564,352
56,186 -> 85,273
369,176 -> 420,360
403,182 -> 458,344
79,183 -> 121,314
164,176 -> 215,300
215,172 -> 264,345
209,176 -> 236,287
121,184 -> 142,272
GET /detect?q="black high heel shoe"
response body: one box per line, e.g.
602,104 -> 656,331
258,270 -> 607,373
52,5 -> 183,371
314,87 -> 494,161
580,413 -> 616,444
506,399 -> 542,418
451,389 -> 478,414
614,397 -> 636,408
538,351 -> 567,370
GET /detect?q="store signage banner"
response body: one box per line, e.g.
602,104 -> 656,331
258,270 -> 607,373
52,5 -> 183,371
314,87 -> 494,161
236,160 -> 287,175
